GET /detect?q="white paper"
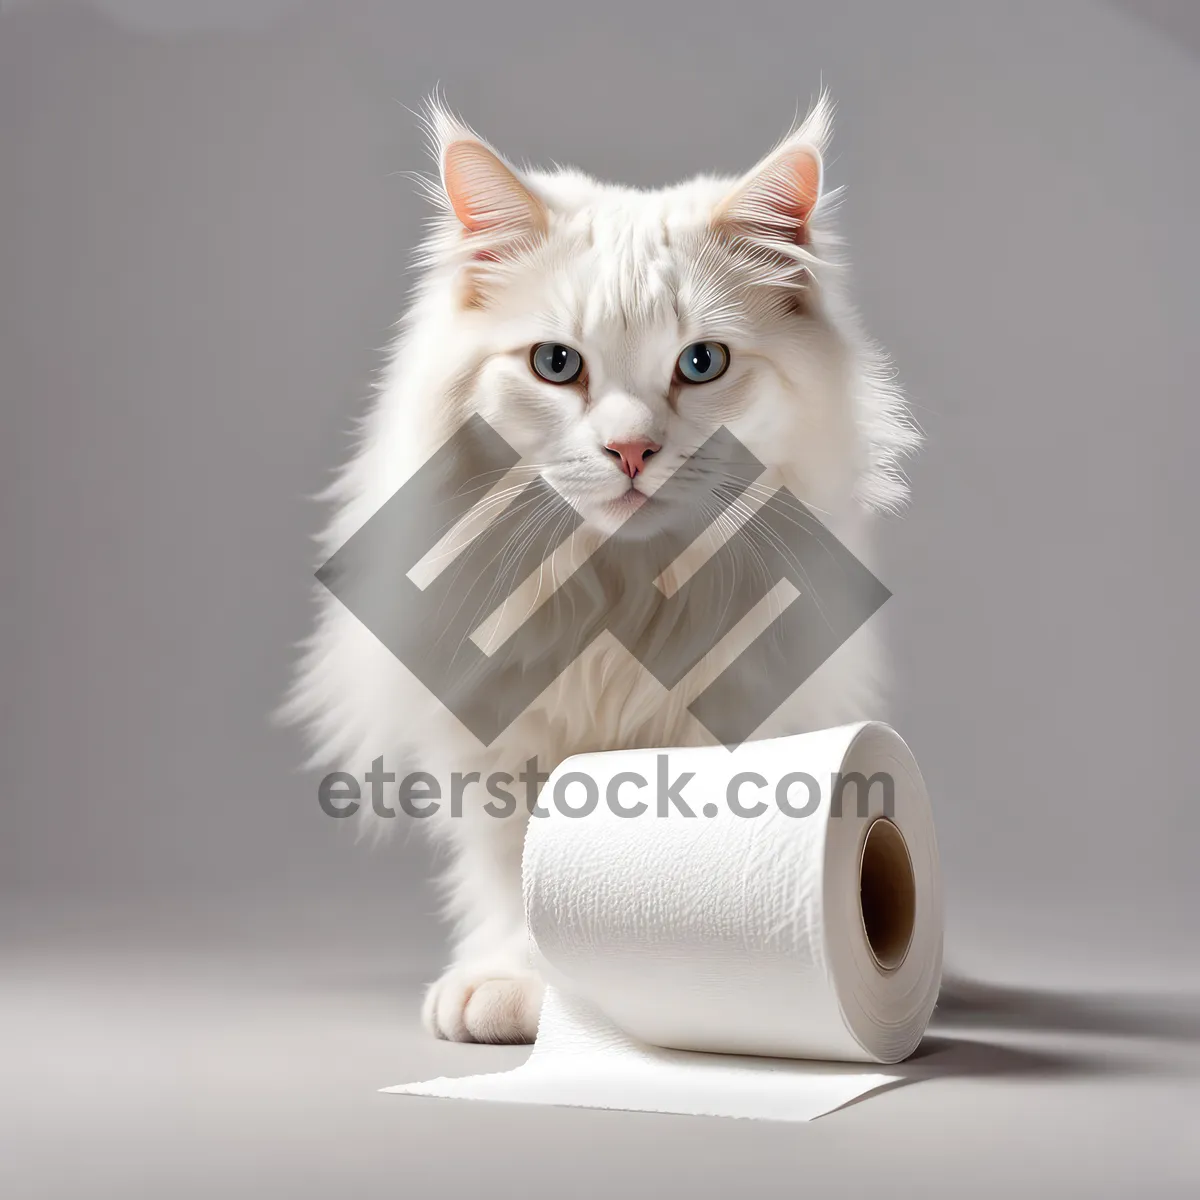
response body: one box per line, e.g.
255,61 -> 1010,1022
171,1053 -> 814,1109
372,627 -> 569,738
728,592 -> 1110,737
386,722 -> 943,1121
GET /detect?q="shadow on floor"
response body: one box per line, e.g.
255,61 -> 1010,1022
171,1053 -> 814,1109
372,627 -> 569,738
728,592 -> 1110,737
933,973 -> 1200,1042
834,1033 -> 1131,1113
901,1033 -> 1144,1083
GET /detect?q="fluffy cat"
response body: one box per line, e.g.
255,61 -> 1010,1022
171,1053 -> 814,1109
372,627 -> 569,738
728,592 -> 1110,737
284,93 -> 919,1043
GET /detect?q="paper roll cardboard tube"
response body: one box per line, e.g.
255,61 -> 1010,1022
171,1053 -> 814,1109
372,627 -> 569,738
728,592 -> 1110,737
859,817 -> 916,972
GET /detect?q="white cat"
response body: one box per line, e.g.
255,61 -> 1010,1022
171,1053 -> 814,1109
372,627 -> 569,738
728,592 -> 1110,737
284,94 -> 919,1043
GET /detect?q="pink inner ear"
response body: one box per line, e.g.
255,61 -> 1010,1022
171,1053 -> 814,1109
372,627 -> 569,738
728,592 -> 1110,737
714,144 -> 823,247
761,148 -> 821,246
442,142 -> 492,233
441,139 -> 546,238
783,149 -> 822,229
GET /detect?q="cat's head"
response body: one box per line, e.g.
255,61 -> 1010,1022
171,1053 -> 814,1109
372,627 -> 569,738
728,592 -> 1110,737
408,96 -> 910,540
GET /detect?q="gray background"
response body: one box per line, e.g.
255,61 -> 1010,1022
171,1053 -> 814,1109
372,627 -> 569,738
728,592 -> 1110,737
2,0 -> 1198,1196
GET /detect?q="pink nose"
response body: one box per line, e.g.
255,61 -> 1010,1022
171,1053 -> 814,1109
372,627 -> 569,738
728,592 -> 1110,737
604,438 -> 661,479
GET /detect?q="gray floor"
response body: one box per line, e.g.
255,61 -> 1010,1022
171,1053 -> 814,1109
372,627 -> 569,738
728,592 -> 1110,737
4,899 -> 1198,1199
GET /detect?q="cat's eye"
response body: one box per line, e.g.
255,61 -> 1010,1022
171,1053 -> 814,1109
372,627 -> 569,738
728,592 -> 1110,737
531,343 -> 584,385
676,342 -> 729,384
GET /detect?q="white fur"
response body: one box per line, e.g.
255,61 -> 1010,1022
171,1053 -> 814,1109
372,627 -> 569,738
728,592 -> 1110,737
283,94 -> 919,1041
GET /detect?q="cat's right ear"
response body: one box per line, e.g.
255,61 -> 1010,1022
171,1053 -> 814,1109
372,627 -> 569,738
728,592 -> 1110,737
441,141 -> 546,238
424,98 -> 546,241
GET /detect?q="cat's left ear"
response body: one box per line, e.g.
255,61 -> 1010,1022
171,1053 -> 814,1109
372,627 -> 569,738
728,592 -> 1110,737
712,95 -> 831,247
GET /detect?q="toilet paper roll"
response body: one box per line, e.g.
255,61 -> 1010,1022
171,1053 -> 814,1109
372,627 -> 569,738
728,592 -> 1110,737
386,721 -> 943,1121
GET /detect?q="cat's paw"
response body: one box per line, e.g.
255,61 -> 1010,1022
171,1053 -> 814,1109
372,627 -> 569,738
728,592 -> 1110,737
422,963 -> 544,1043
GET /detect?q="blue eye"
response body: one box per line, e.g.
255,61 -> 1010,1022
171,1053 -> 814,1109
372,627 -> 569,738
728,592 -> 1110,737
676,342 -> 729,384
531,343 -> 584,384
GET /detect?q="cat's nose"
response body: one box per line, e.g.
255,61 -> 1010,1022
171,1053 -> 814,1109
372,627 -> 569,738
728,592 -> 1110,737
603,438 -> 661,479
